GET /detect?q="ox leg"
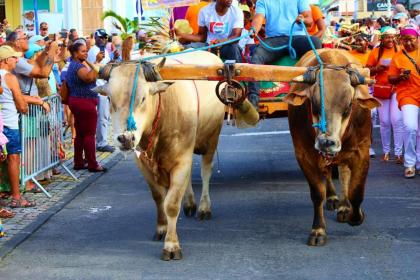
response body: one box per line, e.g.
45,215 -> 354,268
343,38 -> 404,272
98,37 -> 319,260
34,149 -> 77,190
346,156 -> 368,226
161,161 -> 192,261
183,175 -> 197,217
307,177 -> 328,246
197,151 -> 215,221
325,168 -> 339,211
135,159 -> 168,241
337,165 -> 352,223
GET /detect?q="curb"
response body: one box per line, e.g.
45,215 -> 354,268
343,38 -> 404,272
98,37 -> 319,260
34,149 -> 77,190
0,153 -> 123,261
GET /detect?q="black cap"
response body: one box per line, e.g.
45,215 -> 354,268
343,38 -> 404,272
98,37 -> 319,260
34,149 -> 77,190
94,28 -> 108,38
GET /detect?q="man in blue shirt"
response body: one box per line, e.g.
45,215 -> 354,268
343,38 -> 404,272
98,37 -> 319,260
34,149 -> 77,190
247,0 -> 322,108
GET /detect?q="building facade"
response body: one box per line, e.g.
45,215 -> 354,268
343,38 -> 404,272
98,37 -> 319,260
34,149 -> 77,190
2,0 -> 140,36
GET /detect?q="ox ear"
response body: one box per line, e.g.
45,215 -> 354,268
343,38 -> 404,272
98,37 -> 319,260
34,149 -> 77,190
149,82 -> 174,95
92,83 -> 111,96
355,85 -> 381,109
283,90 -> 309,106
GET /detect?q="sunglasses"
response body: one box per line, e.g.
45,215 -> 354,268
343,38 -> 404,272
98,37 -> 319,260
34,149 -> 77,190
41,27 -> 48,31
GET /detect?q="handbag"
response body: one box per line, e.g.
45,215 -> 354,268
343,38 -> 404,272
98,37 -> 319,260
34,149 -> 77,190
59,80 -> 69,105
373,84 -> 393,99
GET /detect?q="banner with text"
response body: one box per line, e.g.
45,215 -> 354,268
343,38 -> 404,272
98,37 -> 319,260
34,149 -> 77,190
142,0 -> 200,10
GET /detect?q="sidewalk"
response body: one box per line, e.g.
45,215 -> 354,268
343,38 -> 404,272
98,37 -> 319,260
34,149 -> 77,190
0,134 -> 122,259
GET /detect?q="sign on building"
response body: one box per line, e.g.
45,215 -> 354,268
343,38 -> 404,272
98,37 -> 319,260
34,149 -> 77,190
367,0 -> 407,11
142,0 -> 200,10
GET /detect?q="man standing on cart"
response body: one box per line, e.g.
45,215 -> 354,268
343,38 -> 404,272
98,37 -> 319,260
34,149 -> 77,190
247,0 -> 322,108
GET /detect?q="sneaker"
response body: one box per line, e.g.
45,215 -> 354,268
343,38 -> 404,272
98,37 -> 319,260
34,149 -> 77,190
369,148 -> 376,158
404,167 -> 415,179
395,155 -> 404,165
97,145 -> 115,153
381,153 -> 390,162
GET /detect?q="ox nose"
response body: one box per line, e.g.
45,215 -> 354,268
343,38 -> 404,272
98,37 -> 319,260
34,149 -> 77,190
117,135 -> 125,143
320,139 -> 336,148
117,134 -> 135,147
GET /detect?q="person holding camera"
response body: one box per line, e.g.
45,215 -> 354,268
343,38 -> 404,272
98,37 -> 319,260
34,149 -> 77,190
87,29 -> 114,153
388,26 -> 420,178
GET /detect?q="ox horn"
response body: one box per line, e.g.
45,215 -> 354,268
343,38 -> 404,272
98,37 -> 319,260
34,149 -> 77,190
154,57 -> 166,72
292,75 -> 305,83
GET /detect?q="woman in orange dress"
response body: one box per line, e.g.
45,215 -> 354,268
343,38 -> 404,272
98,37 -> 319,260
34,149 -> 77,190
366,27 -> 404,163
388,26 -> 420,178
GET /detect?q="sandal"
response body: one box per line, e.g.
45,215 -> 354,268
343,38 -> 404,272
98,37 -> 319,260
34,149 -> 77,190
404,167 -> 416,179
0,208 -> 15,219
0,192 -> 10,199
395,155 -> 404,165
8,197 -> 36,208
88,166 -> 107,173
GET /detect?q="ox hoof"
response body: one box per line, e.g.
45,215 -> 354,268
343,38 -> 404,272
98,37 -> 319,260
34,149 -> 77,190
153,232 -> 166,241
183,204 -> 197,217
307,230 -> 327,246
348,209 -> 365,227
197,211 -> 212,221
337,208 -> 351,223
326,197 -> 339,211
161,249 -> 183,261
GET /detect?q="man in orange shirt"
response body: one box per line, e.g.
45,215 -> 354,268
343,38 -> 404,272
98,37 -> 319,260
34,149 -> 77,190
388,26 -> 420,178
185,0 -> 211,35
307,4 -> 325,38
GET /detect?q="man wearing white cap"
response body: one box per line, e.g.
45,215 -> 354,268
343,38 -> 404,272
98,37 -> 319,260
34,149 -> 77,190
87,29 -> 115,153
0,45 -> 49,208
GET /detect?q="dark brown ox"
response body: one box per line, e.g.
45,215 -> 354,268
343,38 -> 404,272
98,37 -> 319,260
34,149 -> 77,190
284,49 -> 381,246
93,51 -> 226,260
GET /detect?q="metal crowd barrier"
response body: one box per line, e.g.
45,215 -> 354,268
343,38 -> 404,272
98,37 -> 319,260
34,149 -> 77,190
20,94 -> 77,198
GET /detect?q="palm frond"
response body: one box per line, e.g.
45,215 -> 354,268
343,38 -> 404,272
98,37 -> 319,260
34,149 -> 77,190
101,10 -> 128,33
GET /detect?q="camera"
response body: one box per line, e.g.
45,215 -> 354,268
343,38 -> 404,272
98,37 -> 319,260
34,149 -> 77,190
59,31 -> 68,39
99,45 -> 105,52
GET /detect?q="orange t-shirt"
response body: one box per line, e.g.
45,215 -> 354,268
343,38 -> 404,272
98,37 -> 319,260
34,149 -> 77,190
349,49 -> 371,66
388,50 -> 420,107
366,47 -> 398,85
307,5 -> 324,36
185,2 -> 209,35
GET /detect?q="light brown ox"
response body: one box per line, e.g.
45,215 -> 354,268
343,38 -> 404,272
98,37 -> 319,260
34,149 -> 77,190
93,51 -> 225,260
284,49 -> 381,246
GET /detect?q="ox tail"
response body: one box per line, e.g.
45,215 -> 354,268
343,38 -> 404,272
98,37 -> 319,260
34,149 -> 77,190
235,100 -> 259,128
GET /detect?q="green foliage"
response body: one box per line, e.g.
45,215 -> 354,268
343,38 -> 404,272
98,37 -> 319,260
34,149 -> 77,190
101,10 -> 139,39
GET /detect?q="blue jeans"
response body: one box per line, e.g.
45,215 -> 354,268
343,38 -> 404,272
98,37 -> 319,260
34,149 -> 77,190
96,94 -> 111,148
247,35 -> 322,100
210,43 -> 243,62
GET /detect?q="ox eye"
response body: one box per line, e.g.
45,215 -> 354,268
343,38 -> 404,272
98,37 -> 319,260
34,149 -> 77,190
141,96 -> 146,104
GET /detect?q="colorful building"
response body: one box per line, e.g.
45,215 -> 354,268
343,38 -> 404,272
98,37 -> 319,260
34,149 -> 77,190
2,0 -> 141,36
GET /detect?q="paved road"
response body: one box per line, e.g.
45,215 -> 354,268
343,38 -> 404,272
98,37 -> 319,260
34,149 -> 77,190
0,119 -> 419,280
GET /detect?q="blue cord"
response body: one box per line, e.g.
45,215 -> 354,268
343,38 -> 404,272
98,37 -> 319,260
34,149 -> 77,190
127,63 -> 142,131
299,22 -> 327,134
129,20 -> 327,133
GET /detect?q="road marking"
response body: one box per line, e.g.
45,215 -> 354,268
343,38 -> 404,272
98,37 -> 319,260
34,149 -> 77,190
88,206 -> 112,214
222,130 -> 290,137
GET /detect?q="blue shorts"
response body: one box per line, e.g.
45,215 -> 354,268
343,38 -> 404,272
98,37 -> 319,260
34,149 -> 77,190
3,127 -> 21,154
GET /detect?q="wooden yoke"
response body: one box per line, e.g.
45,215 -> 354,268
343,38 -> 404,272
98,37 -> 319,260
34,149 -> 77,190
158,63 -> 308,82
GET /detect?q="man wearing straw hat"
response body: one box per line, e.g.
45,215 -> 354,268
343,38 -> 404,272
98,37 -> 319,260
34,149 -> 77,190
0,46 -> 50,208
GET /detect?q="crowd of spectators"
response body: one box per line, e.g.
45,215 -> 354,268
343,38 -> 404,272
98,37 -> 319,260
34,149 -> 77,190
0,20 -> 122,220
